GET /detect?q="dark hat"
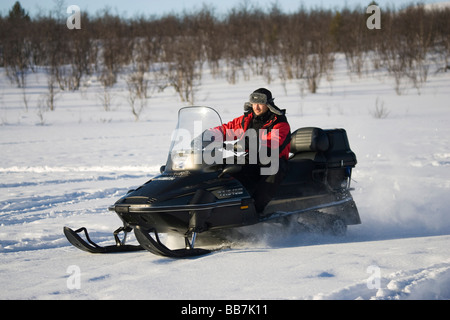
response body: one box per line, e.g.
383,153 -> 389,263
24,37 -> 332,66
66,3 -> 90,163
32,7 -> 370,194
249,88 -> 283,115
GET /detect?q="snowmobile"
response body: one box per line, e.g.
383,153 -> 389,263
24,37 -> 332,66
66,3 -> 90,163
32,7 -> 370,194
64,106 -> 361,258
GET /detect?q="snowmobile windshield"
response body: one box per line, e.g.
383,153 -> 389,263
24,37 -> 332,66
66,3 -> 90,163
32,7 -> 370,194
165,106 -> 224,172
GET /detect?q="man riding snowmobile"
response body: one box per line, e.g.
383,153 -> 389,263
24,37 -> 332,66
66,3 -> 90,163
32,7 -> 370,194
64,100 -> 361,259
212,88 -> 291,214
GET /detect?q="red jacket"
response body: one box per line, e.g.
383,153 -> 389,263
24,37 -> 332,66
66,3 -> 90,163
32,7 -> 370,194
215,111 -> 291,160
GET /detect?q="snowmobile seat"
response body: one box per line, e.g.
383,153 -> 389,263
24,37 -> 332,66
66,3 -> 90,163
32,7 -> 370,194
289,127 -> 329,164
283,128 -> 329,184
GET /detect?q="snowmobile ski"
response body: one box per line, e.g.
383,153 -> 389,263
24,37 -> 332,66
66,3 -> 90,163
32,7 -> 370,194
133,226 -> 213,258
63,226 -> 144,254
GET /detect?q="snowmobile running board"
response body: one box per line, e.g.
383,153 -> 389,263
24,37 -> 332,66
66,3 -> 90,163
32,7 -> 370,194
260,196 -> 357,223
63,227 -> 144,254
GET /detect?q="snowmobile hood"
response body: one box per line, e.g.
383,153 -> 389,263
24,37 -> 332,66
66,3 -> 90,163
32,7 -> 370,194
110,171 -> 251,214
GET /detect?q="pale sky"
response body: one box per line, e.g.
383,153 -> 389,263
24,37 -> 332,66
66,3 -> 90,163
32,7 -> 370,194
1,0 -> 445,18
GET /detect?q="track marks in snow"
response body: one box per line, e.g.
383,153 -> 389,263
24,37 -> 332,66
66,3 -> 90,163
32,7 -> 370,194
0,165 -> 160,174
0,188 -> 125,224
409,153 -> 450,168
0,168 -> 157,253
314,264 -> 450,300
0,168 -> 158,225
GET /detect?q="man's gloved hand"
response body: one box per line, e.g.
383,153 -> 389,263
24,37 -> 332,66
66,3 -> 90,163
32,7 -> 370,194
233,140 -> 246,153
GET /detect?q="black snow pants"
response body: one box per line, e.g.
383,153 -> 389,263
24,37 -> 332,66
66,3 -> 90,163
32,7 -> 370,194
232,158 -> 288,214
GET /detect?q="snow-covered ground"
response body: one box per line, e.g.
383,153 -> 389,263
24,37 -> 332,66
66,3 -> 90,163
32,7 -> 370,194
1,55 -> 450,300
